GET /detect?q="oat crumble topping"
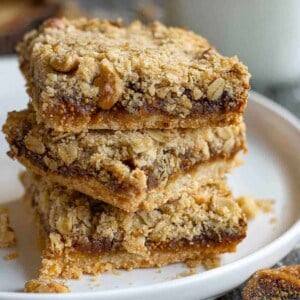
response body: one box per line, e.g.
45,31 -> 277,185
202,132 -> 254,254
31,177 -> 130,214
18,18 -> 250,131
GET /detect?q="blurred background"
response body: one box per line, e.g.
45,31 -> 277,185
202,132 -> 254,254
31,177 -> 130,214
0,1 -> 298,298
1,0 -> 299,117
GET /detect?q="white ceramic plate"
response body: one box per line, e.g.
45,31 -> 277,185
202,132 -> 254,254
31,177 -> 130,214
0,57 -> 299,300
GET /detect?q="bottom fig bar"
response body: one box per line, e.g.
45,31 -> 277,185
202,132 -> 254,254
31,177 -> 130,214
21,172 -> 247,279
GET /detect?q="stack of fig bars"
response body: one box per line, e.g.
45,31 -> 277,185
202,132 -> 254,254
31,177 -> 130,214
3,18 -> 250,279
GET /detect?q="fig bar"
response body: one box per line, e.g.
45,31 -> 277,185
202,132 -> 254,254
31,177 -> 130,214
4,109 -> 246,212
21,171 -> 247,279
18,18 -> 250,132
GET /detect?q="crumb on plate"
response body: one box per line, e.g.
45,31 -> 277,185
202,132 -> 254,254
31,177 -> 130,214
3,251 -> 19,261
90,276 -> 98,282
256,199 -> 275,213
24,279 -> 70,293
202,256 -> 221,270
185,256 -> 220,270
237,196 -> 275,220
112,269 -> 121,276
176,268 -> 198,279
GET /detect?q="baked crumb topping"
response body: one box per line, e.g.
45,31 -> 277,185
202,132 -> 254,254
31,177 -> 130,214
18,18 -> 250,131
0,207 -> 16,248
21,171 -> 246,257
24,278 -> 70,293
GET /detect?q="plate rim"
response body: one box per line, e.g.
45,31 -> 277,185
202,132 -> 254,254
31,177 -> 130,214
1,91 -> 300,299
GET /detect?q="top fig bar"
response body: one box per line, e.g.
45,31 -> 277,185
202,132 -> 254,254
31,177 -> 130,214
18,18 -> 250,132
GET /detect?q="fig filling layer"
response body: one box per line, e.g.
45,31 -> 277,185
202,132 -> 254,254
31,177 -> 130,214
11,142 -> 242,192
38,213 -> 246,254
46,89 -> 243,120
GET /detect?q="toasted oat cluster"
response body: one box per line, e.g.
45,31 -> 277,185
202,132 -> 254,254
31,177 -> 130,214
21,171 -> 246,278
0,207 -> 16,248
4,109 -> 245,211
18,18 -> 250,132
243,265 -> 300,300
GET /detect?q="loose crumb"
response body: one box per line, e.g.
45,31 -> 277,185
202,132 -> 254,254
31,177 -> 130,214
237,196 -> 260,220
186,256 -> 220,270
24,279 -> 70,293
202,257 -> 221,270
90,276 -> 98,282
4,251 -> 19,261
176,268 -> 198,278
269,217 -> 277,224
237,196 -> 275,220
112,269 -> 121,276
185,259 -> 200,268
256,199 -> 275,213
155,269 -> 162,273
0,207 -> 17,248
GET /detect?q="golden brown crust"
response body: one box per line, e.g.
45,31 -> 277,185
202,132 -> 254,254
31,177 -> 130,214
243,266 -> 300,300
40,239 -> 243,279
18,18 -> 250,132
